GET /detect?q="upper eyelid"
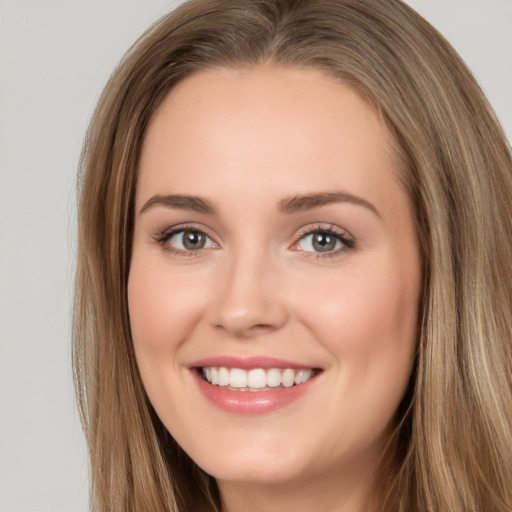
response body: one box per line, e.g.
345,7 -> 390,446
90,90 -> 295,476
154,222 -> 354,249
152,226 -> 217,255
294,223 -> 353,241
158,223 -> 216,239
155,226 -> 218,256
291,224 -> 356,254
157,223 -> 352,237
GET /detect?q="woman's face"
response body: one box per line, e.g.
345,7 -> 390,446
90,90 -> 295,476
129,66 -> 422,491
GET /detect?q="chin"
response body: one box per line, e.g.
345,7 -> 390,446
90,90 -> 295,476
191,444 -> 308,484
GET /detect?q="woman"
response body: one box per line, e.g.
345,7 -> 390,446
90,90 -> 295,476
73,0 -> 512,510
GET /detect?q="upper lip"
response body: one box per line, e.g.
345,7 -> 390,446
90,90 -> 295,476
189,355 -> 319,370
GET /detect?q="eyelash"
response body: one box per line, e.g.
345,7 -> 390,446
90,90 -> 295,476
154,223 -> 355,258
293,224 -> 355,259
154,224 -> 216,257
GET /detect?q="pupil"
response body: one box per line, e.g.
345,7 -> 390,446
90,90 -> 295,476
183,231 -> 205,250
312,232 -> 336,252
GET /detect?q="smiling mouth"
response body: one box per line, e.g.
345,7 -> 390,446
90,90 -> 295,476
199,367 -> 319,391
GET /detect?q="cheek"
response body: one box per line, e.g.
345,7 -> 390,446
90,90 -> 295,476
127,256 -> 209,359
127,254 -> 215,429
306,270 -> 417,344
297,254 -> 421,393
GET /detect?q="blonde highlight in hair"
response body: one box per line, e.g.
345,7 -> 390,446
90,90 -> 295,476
73,1 -> 512,510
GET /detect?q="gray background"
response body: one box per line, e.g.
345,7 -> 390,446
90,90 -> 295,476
0,1 -> 510,511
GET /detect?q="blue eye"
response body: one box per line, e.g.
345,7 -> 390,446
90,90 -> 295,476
162,229 -> 217,252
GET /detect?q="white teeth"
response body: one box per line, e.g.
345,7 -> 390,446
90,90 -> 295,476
266,368 -> 282,387
229,368 -> 248,388
282,368 -> 295,388
218,367 -> 230,386
295,369 -> 313,385
247,368 -> 266,388
201,366 -> 315,390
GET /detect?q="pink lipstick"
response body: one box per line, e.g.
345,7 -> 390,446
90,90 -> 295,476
189,356 -> 321,414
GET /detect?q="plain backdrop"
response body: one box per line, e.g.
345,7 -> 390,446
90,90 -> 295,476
0,1 -> 510,511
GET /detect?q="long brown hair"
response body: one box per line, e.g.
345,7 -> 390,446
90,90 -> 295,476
73,1 -> 512,510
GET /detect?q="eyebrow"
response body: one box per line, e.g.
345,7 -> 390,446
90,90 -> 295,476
139,194 -> 217,215
277,192 -> 381,217
139,191 -> 380,218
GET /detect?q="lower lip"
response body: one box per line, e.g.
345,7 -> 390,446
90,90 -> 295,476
192,370 -> 318,414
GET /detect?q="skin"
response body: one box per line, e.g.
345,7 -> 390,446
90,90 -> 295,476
128,65 -> 423,512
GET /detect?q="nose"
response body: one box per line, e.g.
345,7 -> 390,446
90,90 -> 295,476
207,251 -> 288,339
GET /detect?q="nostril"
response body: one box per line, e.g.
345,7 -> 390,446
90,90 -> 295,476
252,323 -> 273,330
213,315 -> 281,338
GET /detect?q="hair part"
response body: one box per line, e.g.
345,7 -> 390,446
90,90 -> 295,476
73,1 -> 512,510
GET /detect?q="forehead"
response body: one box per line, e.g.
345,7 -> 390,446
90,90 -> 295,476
137,65 -> 403,215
